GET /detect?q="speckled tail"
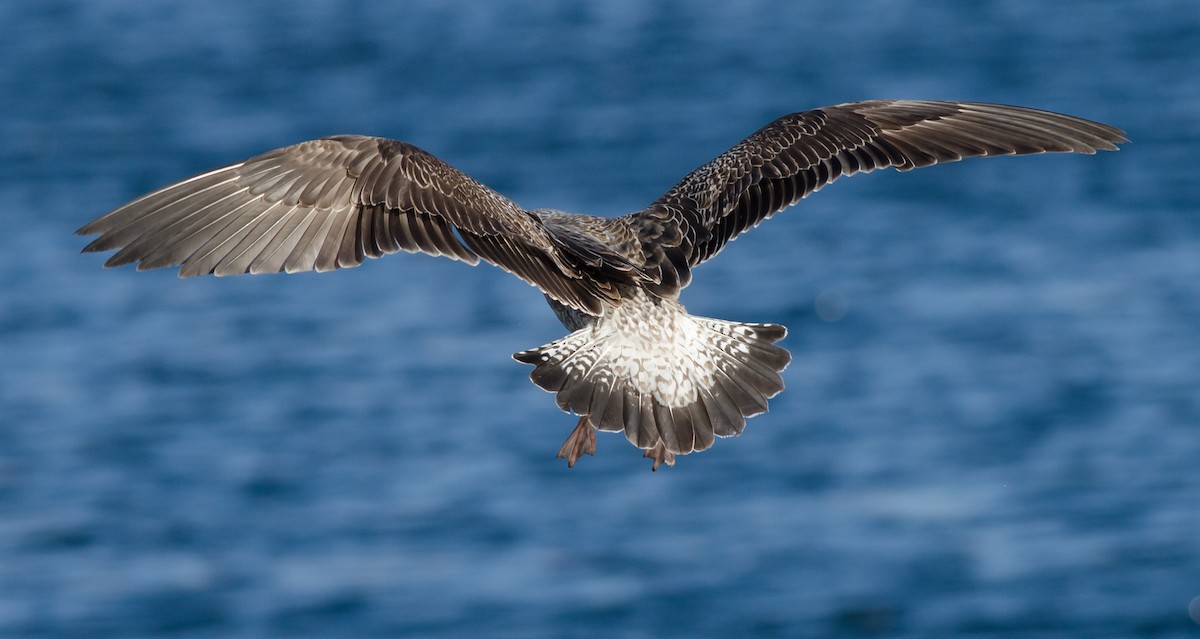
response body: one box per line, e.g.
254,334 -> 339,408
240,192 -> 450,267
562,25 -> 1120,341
514,315 -> 791,457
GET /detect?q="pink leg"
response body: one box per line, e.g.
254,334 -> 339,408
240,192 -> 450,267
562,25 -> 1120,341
557,416 -> 596,468
643,442 -> 676,471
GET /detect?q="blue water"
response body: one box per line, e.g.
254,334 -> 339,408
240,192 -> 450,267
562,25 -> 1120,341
2,1 -> 1198,637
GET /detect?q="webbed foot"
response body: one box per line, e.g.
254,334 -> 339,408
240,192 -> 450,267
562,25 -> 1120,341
557,416 -> 596,468
643,442 -> 676,471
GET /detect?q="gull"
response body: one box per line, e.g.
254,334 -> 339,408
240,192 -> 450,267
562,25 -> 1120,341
78,100 -> 1125,470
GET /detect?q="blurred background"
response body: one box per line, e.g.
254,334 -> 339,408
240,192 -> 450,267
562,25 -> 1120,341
1,1 -> 1197,637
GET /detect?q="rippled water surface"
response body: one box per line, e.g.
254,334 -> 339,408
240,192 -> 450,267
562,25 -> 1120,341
2,1 -> 1198,637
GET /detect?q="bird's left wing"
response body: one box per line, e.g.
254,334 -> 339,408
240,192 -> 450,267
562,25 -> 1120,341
78,135 -> 615,313
624,100 -> 1126,296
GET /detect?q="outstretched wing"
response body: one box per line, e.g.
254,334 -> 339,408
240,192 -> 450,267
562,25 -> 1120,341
78,135 -> 614,313
625,100 -> 1127,295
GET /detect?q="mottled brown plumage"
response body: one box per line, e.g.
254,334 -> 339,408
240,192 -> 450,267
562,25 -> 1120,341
78,100 -> 1125,469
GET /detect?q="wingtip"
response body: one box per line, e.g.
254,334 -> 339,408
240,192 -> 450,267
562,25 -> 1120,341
1103,133 -> 1130,150
80,235 -> 114,254
1091,124 -> 1128,151
101,252 -> 136,269
75,221 -> 103,237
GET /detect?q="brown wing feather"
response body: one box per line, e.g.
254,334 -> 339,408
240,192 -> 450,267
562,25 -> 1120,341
625,100 -> 1127,296
78,135 -> 608,313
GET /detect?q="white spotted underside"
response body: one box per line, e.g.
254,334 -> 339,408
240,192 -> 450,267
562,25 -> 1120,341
514,288 -> 791,455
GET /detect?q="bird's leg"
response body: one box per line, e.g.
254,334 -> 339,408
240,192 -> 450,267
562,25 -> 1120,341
643,442 -> 676,471
557,415 -> 596,468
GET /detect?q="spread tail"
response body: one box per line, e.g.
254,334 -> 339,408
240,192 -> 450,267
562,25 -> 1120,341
514,297 -> 791,458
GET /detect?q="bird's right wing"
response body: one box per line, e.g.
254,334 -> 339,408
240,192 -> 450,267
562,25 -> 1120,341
625,101 -> 1126,296
78,135 -> 615,313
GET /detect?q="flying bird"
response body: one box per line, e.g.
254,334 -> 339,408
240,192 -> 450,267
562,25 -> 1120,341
78,100 -> 1125,470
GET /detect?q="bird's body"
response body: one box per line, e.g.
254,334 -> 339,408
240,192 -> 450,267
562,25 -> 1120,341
78,100 -> 1125,469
